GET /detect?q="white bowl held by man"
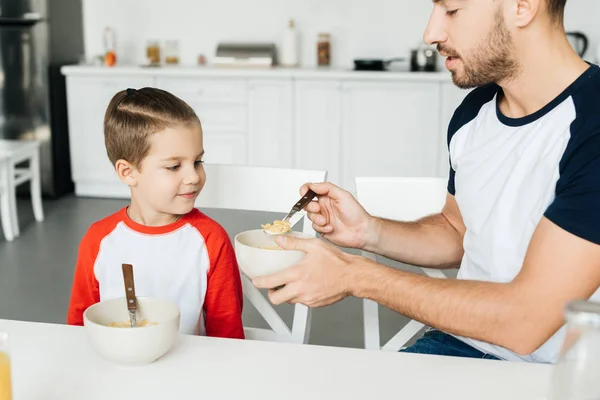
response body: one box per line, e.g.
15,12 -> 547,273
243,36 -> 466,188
83,297 -> 180,366
234,229 -> 312,279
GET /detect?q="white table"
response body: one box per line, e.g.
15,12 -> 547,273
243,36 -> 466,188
0,319 -> 553,400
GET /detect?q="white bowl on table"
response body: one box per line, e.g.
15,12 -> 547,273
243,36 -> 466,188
234,229 -> 313,279
83,297 -> 180,367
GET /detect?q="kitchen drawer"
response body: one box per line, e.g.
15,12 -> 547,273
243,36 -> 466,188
156,77 -> 247,104
191,103 -> 246,132
202,133 -> 247,165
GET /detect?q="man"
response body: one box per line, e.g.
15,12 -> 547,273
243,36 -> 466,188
253,0 -> 600,363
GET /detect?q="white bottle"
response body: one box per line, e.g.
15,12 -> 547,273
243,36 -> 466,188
280,19 -> 299,67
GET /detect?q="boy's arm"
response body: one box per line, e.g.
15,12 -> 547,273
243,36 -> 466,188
67,232 -> 100,325
204,233 -> 245,339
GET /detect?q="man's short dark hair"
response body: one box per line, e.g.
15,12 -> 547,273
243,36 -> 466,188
547,0 -> 567,22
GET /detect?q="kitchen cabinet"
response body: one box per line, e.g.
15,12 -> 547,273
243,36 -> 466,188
248,80 -> 294,168
340,81 -> 442,190
293,80 -> 342,186
65,75 -> 155,197
63,66 -> 456,198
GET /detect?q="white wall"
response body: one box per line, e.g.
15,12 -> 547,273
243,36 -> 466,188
82,0 -> 600,67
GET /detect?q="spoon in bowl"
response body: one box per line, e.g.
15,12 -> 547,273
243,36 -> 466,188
122,263 -> 137,328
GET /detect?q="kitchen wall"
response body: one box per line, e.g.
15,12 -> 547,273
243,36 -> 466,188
82,0 -> 600,67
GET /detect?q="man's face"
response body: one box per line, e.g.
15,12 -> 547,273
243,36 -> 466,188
424,0 -> 520,88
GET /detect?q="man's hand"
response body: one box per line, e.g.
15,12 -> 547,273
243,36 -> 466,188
301,182 -> 377,250
252,234 -> 361,307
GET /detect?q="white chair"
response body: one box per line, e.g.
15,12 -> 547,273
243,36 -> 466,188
355,177 -> 449,351
196,164 -> 328,344
0,139 -> 45,239
0,155 -> 15,241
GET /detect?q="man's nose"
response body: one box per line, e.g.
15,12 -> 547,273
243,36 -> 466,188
423,6 -> 447,46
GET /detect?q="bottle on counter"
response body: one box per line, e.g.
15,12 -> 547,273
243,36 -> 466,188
280,19 -> 299,67
103,27 -> 117,67
317,32 -> 331,67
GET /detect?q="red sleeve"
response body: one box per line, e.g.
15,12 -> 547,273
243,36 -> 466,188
67,229 -> 101,326
203,228 -> 245,339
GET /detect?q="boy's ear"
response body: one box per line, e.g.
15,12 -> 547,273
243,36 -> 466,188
115,159 -> 138,187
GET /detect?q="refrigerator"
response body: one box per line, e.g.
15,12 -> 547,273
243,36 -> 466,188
0,0 -> 84,197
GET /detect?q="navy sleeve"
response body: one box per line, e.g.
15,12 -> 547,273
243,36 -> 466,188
544,130 -> 600,245
446,84 -> 499,196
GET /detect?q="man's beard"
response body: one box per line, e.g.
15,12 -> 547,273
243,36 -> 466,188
440,8 -> 520,89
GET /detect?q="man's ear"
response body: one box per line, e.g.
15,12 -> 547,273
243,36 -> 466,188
115,159 -> 138,187
514,0 -> 541,28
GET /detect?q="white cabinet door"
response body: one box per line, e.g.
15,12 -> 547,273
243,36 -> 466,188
293,80 -> 342,185
438,83 -> 471,177
65,76 -> 154,195
247,80 -> 293,168
340,81 -> 442,191
202,134 -> 247,165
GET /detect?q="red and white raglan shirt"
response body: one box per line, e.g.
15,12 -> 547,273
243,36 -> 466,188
67,208 -> 245,339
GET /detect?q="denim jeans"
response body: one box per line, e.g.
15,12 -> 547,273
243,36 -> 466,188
400,329 -> 502,360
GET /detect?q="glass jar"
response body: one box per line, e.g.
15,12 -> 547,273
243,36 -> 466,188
164,40 -> 180,65
146,39 -> 161,65
548,300 -> 600,400
317,33 -> 331,67
0,332 -> 12,400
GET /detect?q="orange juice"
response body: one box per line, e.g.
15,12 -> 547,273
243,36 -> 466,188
0,351 -> 11,400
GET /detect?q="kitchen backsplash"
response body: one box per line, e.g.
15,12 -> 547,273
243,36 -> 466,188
82,0 -> 600,67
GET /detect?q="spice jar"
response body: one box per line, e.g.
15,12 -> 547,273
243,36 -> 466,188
146,40 -> 161,65
317,33 -> 331,66
165,40 -> 180,65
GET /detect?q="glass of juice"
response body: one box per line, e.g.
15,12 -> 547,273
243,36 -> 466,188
0,332 -> 11,400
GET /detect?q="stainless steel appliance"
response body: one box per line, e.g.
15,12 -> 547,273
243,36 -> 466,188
214,42 -> 277,69
410,45 -> 438,72
0,0 -> 83,197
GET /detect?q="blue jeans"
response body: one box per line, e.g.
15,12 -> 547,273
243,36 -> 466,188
400,329 -> 502,360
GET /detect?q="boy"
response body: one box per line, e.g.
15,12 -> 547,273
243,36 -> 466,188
67,88 -> 244,339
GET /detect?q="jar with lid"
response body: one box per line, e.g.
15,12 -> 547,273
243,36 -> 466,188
317,33 -> 331,67
165,40 -> 180,65
548,300 -> 600,400
146,39 -> 161,66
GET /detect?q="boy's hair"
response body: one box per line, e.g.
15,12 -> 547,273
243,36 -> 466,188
104,87 -> 200,167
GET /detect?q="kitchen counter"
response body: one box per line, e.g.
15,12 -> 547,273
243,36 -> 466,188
61,65 -> 453,82
61,64 -> 466,198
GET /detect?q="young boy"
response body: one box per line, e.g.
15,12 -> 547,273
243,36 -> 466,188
67,87 -> 245,339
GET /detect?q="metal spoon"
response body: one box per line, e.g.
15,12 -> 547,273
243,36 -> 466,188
263,189 -> 317,236
122,263 -> 137,328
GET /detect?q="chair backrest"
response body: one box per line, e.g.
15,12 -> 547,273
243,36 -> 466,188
355,177 -> 447,222
196,164 -> 328,344
354,177 -> 449,351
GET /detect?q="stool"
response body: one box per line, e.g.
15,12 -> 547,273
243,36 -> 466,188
0,139 -> 45,239
0,155 -> 14,241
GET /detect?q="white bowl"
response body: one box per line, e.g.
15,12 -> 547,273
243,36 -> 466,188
234,229 -> 313,279
83,297 -> 180,367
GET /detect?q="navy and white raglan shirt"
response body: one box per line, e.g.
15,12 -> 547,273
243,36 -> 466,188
447,64 -> 600,363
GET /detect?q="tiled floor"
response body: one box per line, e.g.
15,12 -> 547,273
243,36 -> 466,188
0,195 -> 435,349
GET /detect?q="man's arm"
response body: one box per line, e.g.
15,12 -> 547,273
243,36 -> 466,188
363,193 -> 466,269
352,217 -> 600,355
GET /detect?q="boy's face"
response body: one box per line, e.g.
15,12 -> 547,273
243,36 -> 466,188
133,123 -> 206,216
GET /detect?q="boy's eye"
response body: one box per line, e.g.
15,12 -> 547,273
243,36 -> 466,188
194,160 -> 204,167
167,164 -> 181,171
446,9 -> 458,16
